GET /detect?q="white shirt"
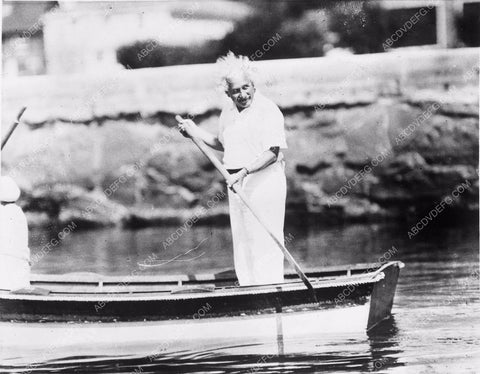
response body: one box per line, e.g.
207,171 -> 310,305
218,92 -> 287,169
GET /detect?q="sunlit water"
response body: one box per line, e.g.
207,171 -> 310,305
1,219 -> 478,373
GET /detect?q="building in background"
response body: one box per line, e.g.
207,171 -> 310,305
2,0 -> 251,76
2,1 -> 57,76
41,1 -> 251,74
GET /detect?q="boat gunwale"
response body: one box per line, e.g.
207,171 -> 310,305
22,273 -> 379,296
0,274 -> 383,301
0,263 -> 404,302
28,261 -> 397,285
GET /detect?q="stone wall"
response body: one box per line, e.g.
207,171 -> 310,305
1,48 -> 478,227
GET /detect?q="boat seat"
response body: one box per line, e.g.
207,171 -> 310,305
170,285 -> 216,294
10,287 -> 51,296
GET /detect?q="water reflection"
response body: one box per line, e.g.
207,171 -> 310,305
29,221 -> 436,276
367,317 -> 402,372
1,333 -> 404,374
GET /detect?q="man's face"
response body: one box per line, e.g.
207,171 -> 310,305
226,74 -> 255,111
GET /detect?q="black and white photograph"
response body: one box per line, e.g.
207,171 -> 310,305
0,0 -> 479,373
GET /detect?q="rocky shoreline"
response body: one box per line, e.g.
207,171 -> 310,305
2,49 -> 478,229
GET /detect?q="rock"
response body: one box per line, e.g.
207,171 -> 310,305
295,181 -> 389,221
405,87 -> 479,118
123,205 -> 230,228
57,187 -> 129,228
296,160 -> 332,175
21,184 -> 129,228
388,104 -> 478,165
100,162 -> 145,206
342,198 -> 386,220
341,105 -> 393,166
373,152 -> 477,205
25,212 -> 51,228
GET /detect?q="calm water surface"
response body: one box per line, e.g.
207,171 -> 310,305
2,220 -> 479,373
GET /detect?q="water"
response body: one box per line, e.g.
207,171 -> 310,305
2,220 -> 479,373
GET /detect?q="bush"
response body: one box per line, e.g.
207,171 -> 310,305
116,40 -> 221,69
220,2 -> 334,60
116,0 -> 449,69
116,1 -> 330,68
217,2 -> 286,59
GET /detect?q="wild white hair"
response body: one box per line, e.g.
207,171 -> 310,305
216,51 -> 257,91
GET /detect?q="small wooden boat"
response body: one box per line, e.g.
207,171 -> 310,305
0,261 -> 403,366
1,261 -> 402,326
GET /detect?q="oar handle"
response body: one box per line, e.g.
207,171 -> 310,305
175,115 -> 233,182
193,137 -> 232,182
175,115 -> 317,301
1,106 -> 27,150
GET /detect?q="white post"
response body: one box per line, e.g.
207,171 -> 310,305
436,0 -> 459,48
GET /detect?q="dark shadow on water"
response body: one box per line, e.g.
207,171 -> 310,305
367,315 -> 399,339
1,327 -> 405,374
0,353 -> 402,374
367,317 -> 403,372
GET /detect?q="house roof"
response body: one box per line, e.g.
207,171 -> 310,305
2,1 -> 57,36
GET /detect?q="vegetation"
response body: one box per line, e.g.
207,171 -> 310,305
116,0 -> 475,69
117,40 -> 221,69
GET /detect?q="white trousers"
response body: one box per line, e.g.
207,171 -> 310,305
0,255 -> 30,291
0,203 -> 30,291
228,161 -> 286,286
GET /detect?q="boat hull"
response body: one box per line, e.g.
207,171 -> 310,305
0,282 -> 373,322
0,262 -> 404,366
0,303 -> 371,366
0,262 -> 402,324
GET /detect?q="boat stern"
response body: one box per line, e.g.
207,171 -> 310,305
367,261 -> 404,331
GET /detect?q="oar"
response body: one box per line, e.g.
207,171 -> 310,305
175,115 -> 317,301
1,106 -> 27,150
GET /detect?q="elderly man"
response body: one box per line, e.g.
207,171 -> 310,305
0,176 -> 30,291
177,52 -> 287,286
